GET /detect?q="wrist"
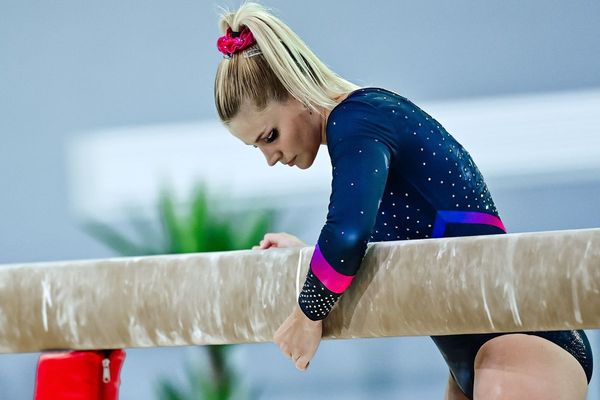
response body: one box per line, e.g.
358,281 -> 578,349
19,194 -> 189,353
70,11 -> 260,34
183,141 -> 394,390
295,303 -> 323,324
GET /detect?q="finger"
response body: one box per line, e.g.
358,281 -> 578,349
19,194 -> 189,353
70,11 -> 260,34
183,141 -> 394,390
263,233 -> 284,245
262,239 -> 278,249
280,346 -> 292,359
295,355 -> 311,371
263,233 -> 277,242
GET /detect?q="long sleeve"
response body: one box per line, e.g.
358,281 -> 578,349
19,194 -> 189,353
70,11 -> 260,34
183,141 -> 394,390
298,99 -> 398,320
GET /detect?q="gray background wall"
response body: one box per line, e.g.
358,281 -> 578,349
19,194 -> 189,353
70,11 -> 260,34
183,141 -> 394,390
1,1 -> 599,399
2,0 -> 600,264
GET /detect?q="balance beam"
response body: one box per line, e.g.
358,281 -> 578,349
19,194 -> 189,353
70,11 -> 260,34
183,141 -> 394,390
0,228 -> 598,354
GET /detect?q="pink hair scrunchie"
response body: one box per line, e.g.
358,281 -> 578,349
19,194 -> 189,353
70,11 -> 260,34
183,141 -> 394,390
217,27 -> 257,57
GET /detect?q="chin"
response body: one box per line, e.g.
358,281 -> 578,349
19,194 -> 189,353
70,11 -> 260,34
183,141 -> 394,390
298,153 -> 317,170
304,145 -> 322,168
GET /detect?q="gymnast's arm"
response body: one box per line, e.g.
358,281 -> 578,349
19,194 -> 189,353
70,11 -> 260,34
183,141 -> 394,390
298,103 -> 397,321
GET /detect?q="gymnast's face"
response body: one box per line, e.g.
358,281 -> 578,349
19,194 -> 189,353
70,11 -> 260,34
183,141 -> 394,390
228,97 -> 325,169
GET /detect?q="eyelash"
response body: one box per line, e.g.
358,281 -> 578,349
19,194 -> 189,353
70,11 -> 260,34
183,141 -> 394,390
254,129 -> 278,148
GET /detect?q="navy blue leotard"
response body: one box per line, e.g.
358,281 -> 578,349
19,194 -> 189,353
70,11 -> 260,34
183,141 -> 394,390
296,87 -> 593,398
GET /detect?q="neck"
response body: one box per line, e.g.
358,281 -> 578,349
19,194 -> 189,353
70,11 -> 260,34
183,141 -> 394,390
320,108 -> 330,145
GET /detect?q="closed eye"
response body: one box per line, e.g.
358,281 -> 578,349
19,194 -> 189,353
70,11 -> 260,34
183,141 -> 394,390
265,129 -> 278,143
254,129 -> 279,148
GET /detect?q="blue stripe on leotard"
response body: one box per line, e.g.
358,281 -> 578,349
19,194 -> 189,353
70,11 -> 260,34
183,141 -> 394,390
296,87 -> 593,398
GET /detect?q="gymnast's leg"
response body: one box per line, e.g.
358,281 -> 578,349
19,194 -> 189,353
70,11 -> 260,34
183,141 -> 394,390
472,333 -> 588,399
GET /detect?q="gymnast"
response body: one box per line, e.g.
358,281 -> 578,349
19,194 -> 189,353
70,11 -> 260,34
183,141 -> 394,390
213,3 -> 593,399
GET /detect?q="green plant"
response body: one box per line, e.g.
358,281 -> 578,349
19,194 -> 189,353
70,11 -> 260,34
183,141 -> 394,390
83,184 -> 276,399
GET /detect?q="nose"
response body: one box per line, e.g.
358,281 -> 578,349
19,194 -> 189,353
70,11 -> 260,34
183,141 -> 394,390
260,147 -> 281,167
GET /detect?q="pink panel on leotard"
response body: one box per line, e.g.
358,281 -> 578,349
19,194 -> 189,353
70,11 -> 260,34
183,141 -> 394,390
310,244 -> 354,294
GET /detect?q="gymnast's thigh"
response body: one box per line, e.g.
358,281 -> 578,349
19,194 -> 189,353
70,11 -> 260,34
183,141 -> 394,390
430,330 -> 593,400
473,332 -> 590,400
522,330 -> 593,383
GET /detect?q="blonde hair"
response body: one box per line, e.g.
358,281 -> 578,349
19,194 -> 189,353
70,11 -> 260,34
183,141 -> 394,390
214,2 -> 359,124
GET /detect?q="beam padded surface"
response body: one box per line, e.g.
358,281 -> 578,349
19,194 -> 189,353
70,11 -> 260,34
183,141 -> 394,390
0,228 -> 598,353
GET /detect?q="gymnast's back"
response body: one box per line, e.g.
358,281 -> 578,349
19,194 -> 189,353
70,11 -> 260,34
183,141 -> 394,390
321,86 -> 592,398
322,86 -> 506,254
